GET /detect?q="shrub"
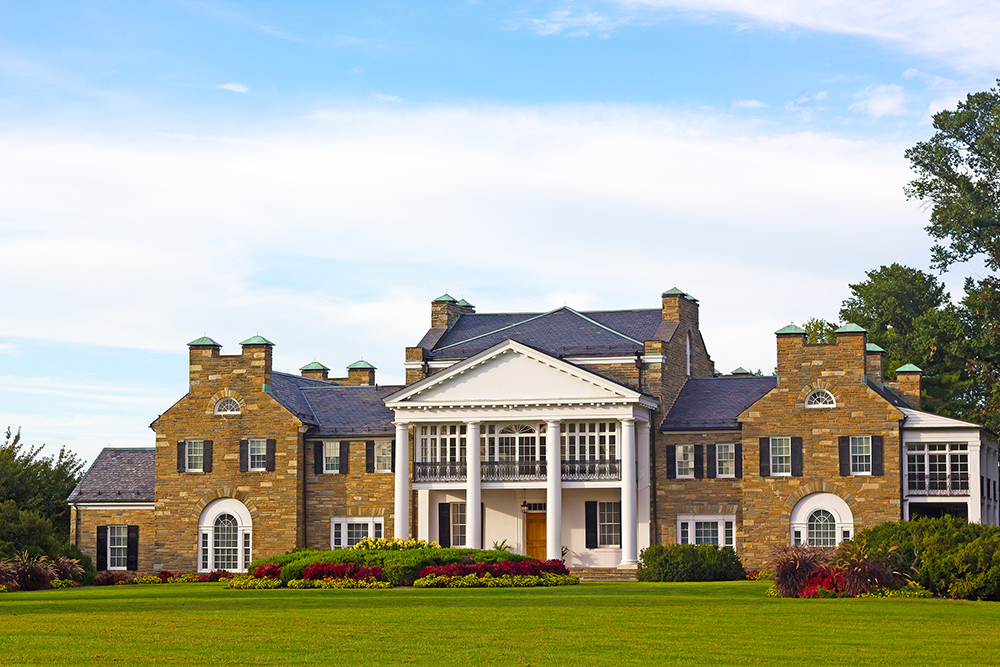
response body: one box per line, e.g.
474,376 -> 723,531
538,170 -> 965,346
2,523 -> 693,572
768,545 -> 832,597
798,566 -> 845,598
418,559 -> 568,579
350,537 -> 440,551
252,563 -> 282,580
413,572 -> 579,588
834,538 -> 901,597
166,574 -> 197,583
746,569 -> 773,581
130,575 -> 163,585
637,544 -> 745,582
227,574 -> 283,590
51,556 -> 84,583
93,570 -> 132,586
194,570 -> 232,582
8,551 -> 57,591
49,578 -> 81,589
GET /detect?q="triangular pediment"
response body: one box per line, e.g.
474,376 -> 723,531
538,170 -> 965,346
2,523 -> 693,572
385,340 -> 646,407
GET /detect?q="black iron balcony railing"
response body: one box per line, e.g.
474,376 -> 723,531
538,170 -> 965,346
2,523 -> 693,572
412,460 -> 623,482
414,462 -> 467,482
481,461 -> 546,481
561,460 -> 622,481
906,473 -> 969,496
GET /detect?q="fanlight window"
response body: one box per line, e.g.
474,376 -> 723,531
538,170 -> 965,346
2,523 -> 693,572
499,424 -> 536,435
807,509 -> 837,547
214,397 -> 241,415
805,389 -> 836,408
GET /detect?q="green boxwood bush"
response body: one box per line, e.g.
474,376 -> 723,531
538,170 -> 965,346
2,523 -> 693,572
637,544 -> 745,582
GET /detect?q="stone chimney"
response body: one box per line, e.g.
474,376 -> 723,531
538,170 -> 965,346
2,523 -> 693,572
865,343 -> 885,383
300,361 -> 330,381
239,335 -> 275,389
661,288 -> 699,327
891,364 -> 922,409
431,293 -> 474,330
187,336 -> 222,387
731,367 -> 752,377
344,360 -> 376,386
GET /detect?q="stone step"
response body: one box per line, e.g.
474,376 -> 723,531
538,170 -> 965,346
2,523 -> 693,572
569,567 -> 638,583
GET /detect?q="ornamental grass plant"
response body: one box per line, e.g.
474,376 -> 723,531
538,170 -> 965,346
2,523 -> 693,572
769,545 -> 832,597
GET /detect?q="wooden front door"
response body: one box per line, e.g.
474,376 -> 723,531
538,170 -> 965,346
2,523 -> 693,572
525,512 -> 546,560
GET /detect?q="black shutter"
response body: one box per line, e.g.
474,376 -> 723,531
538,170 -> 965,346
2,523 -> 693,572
126,525 -> 139,571
176,441 -> 185,473
838,436 -> 850,476
391,440 -> 396,473
438,503 -> 451,548
759,438 -> 770,477
239,439 -> 249,472
666,445 -> 676,479
791,437 -> 803,477
313,442 -> 324,475
585,501 -> 598,549
366,441 -> 375,474
706,444 -> 717,478
339,441 -> 350,474
694,445 -> 704,479
203,440 -> 213,473
735,443 -> 743,478
872,436 -> 884,476
266,439 -> 276,472
96,525 -> 107,571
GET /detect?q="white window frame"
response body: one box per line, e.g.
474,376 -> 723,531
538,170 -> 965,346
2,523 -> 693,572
197,498 -> 252,573
214,397 -> 241,415
323,441 -> 340,474
770,437 -> 792,476
598,501 -> 621,548
330,516 -> 384,549
375,441 -> 393,473
108,524 -> 128,570
716,443 -> 736,478
850,435 -> 872,475
248,438 -> 267,472
677,514 -> 736,548
789,493 -> 854,547
805,389 -> 836,408
451,503 -> 467,547
186,439 -> 204,472
906,442 -> 970,494
676,445 -> 694,478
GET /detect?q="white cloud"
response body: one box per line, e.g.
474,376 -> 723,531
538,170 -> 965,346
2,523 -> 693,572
732,99 -> 767,109
850,83 -> 906,116
218,83 -> 250,93
373,93 -> 403,103
0,343 -> 21,356
785,91 -> 828,120
516,10 -> 630,36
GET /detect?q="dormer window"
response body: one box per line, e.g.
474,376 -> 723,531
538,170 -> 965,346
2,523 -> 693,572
805,389 -> 836,408
214,397 -> 241,415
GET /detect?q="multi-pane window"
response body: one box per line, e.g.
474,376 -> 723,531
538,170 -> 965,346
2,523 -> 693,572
323,441 -> 339,473
850,436 -> 872,474
770,437 -> 791,475
805,389 -> 836,408
716,444 -> 735,477
677,515 -> 736,548
694,521 -> 718,545
330,517 -> 384,549
452,503 -> 467,547
375,442 -> 393,472
598,501 -> 621,547
906,443 -> 970,494
561,422 -> 618,462
347,523 -> 368,546
186,439 -> 204,472
676,445 -> 694,477
108,525 -> 128,569
213,514 -> 240,570
214,397 -> 241,415
807,510 -> 837,547
420,425 -> 467,463
248,438 -> 267,471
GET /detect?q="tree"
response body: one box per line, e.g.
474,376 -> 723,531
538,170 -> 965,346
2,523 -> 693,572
0,428 -> 84,534
802,317 -> 837,344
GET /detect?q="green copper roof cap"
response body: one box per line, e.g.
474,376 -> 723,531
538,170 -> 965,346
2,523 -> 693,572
240,335 -> 275,346
835,322 -> 867,334
775,324 -> 806,335
866,343 -> 886,353
347,360 -> 376,370
299,361 -> 330,371
456,299 -> 474,307
433,293 -> 457,303
661,287 -> 685,297
684,293 -> 697,301
731,367 -> 750,375
896,363 -> 922,373
187,336 -> 221,347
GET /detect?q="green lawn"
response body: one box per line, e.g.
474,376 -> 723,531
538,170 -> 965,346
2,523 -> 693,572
1,581 -> 998,666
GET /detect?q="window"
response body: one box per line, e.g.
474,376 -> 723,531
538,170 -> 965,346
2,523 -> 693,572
248,438 -> 267,471
906,443 -> 970,495
323,441 -> 340,473
375,441 -> 393,472
214,397 -> 241,415
198,498 -> 252,573
789,493 -> 853,547
330,517 -> 384,548
452,503 -> 467,548
676,445 -> 694,478
805,389 -> 836,408
598,501 -> 621,547
108,525 -> 127,569
677,515 -> 736,548
213,514 -> 240,570
716,444 -> 735,477
770,437 -> 791,475
186,439 -> 204,472
807,509 -> 837,547
850,436 -> 871,474
561,422 -> 618,462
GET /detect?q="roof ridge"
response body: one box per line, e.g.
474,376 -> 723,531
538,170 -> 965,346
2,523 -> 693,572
436,307 -> 564,350
562,307 -> 643,345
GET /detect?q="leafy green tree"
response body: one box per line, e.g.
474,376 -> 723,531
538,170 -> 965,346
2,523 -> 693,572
0,428 -> 84,534
802,317 -> 837,344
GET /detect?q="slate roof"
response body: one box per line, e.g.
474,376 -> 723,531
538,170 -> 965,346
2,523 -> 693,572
67,448 -> 155,503
420,307 -> 672,360
269,371 -> 399,436
660,376 -> 777,431
864,378 -> 914,409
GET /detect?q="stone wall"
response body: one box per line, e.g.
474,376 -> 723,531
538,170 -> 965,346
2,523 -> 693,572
72,505 -> 156,573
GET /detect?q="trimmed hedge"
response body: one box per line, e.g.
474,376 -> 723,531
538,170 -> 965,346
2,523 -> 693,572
637,544 -> 745,582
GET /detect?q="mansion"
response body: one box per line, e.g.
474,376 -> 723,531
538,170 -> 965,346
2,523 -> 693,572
68,290 -> 999,572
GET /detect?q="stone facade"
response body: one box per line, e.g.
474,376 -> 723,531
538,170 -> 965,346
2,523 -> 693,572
71,505 -> 156,573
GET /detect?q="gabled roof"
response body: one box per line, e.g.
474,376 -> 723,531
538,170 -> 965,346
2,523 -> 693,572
419,307 -> 671,361
661,376 -> 777,431
67,448 -> 155,503
863,378 -> 913,409
899,407 -> 983,430
270,371 -> 400,437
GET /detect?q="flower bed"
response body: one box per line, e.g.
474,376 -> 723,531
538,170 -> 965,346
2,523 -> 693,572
413,572 -> 579,588
418,559 -> 568,579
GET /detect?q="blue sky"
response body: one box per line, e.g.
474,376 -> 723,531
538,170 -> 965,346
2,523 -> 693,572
2,0 -> 998,466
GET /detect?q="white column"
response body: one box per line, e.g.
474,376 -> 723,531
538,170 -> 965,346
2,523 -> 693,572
969,436 -> 983,523
416,489 -> 430,542
620,417 -> 638,567
394,421 -> 410,540
636,419 -> 651,554
546,419 -> 562,561
466,421 -> 482,549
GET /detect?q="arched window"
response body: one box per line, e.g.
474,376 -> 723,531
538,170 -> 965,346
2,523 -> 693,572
198,498 -> 252,572
805,389 -> 836,408
807,509 -> 837,547
214,397 -> 241,415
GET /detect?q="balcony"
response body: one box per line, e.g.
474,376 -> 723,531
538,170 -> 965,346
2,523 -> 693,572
414,462 -> 467,482
906,473 -> 970,496
481,461 -> 546,481
412,460 -> 621,483
562,461 -> 621,481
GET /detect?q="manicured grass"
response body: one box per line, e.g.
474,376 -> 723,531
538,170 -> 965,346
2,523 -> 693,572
2,581 -> 999,666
